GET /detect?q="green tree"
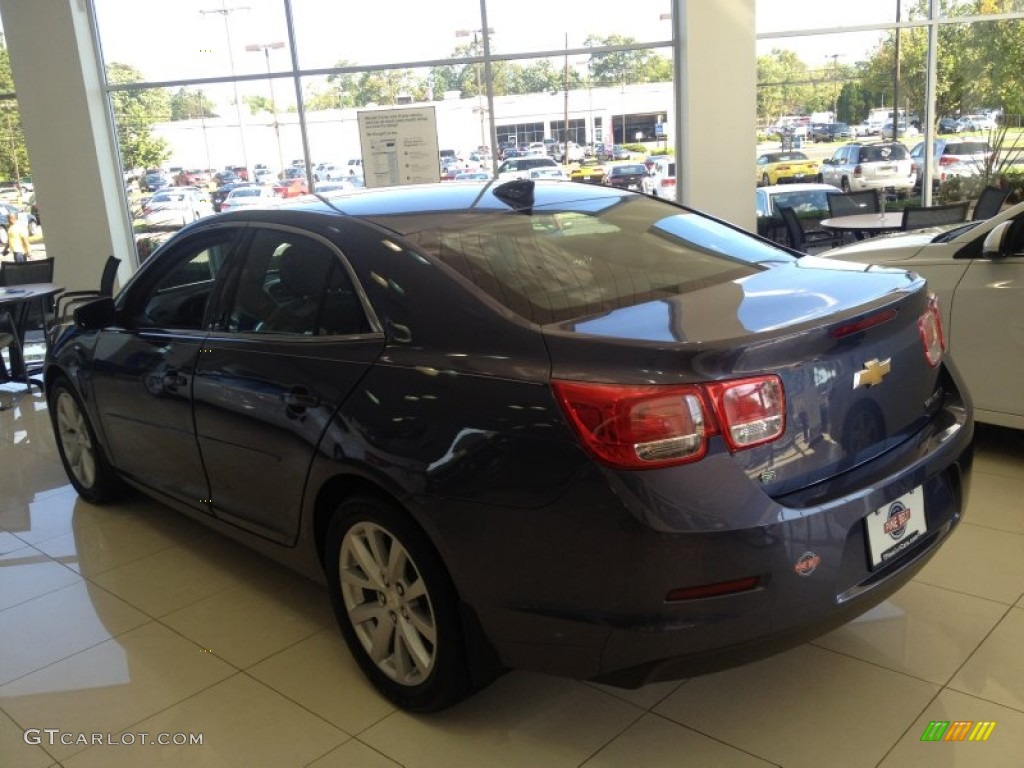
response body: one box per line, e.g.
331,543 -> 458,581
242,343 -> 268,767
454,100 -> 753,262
107,63 -> 171,170
243,94 -> 274,114
321,62 -> 360,108
169,87 -> 217,120
584,35 -> 672,86
0,39 -> 29,180
356,69 -> 418,106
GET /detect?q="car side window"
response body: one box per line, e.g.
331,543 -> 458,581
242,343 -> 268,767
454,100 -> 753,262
133,230 -> 236,330
225,228 -> 370,337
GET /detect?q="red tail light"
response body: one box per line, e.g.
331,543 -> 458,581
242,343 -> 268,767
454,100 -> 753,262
661,178 -> 676,188
938,156 -> 958,166
552,376 -> 785,470
853,164 -> 863,176
918,293 -> 946,367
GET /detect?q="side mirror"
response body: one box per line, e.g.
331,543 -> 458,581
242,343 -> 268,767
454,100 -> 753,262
73,297 -> 118,330
982,221 -> 1011,259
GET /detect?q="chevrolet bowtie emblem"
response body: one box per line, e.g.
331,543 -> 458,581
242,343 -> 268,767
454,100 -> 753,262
853,358 -> 891,389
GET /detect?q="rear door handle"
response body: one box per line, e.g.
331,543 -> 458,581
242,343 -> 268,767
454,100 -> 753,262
282,390 -> 320,409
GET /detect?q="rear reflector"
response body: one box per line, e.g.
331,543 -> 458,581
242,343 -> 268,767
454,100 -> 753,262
665,576 -> 761,601
552,375 -> 785,470
830,308 -> 898,339
918,293 -> 946,367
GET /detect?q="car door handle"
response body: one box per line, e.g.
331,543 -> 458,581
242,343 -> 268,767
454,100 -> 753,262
281,390 -> 320,409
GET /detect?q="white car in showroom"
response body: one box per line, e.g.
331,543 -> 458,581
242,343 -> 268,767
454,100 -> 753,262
822,200 -> 1024,429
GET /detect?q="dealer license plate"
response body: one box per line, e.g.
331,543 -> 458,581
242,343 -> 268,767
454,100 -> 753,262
865,486 -> 927,569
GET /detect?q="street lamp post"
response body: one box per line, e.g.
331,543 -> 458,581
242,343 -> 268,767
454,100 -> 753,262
245,42 -> 286,174
455,27 -> 495,152
826,54 -> 841,122
200,1 -> 251,172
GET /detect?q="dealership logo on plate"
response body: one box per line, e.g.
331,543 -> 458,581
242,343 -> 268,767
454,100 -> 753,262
884,500 -> 912,539
793,551 -> 821,576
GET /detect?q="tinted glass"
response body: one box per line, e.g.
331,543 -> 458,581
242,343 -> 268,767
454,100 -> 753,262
409,197 -> 776,324
225,229 -> 369,336
135,231 -> 236,329
860,144 -> 907,162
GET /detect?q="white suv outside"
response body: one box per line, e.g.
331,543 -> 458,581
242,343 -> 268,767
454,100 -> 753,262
495,156 -> 561,180
820,142 -> 917,194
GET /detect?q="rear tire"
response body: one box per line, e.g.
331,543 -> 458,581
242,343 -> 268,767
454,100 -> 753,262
49,379 -> 123,503
325,495 -> 474,711
841,177 -> 851,192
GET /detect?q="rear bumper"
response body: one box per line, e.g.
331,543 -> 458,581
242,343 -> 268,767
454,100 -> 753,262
454,385 -> 973,687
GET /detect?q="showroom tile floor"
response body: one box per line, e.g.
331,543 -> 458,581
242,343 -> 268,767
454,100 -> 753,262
0,388 -> 1022,768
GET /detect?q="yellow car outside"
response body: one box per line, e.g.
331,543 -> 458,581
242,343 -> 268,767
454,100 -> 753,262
756,151 -> 821,187
569,159 -> 608,184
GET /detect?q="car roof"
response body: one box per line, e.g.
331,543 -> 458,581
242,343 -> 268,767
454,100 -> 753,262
212,180 -> 627,233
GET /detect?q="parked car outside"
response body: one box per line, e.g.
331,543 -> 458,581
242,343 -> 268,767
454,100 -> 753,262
495,155 -> 561,180
213,170 -> 239,187
603,162 -> 648,190
811,122 -> 851,142
823,199 -> 1024,428
756,151 -> 821,187
141,186 -> 212,228
958,113 -> 997,131
453,171 -> 492,181
909,139 -> 993,191
641,159 -> 676,198
140,172 -> 172,192
0,200 -> 39,236
881,121 -> 920,140
568,158 -> 608,184
528,166 -> 568,180
938,117 -> 963,134
611,144 -> 631,160
273,176 -> 309,198
551,141 -> 585,163
211,181 -> 253,212
219,184 -> 279,212
819,142 -> 917,194
754,182 -> 842,244
46,179 -> 973,713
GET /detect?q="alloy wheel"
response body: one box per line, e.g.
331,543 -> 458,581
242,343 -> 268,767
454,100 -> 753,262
339,521 -> 437,686
55,390 -> 97,489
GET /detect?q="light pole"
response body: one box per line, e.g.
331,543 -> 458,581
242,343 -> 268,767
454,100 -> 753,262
455,27 -> 495,152
826,54 -> 841,122
245,42 -> 286,174
200,1 -> 251,172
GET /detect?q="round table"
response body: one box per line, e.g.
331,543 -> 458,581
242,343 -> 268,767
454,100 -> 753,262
820,212 -> 904,236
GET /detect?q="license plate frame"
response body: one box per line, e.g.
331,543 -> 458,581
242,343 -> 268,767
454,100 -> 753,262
865,486 -> 927,569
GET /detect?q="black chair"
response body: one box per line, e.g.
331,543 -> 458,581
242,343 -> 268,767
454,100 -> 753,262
778,206 -> 837,253
900,202 -> 970,231
827,190 -> 880,217
0,257 -> 57,336
971,186 -> 1011,221
0,307 -> 31,407
54,255 -> 121,324
828,191 -> 881,242
0,257 -> 55,286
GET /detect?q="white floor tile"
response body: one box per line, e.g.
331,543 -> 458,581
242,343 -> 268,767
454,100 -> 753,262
948,606 -> 1024,711
879,688 -> 1024,767
654,645 -> 938,768
360,672 -> 643,768
812,580 -> 1008,684
914,522 -> 1024,604
61,673 -> 347,768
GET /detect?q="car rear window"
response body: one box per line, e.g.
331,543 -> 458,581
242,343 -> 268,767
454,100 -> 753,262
614,164 -> 647,175
407,196 -> 777,324
944,142 -> 990,155
859,145 -> 908,162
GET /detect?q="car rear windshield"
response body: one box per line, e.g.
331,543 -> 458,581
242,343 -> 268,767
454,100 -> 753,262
614,164 -> 647,175
860,145 -> 908,162
944,142 -> 990,155
407,196 -> 781,324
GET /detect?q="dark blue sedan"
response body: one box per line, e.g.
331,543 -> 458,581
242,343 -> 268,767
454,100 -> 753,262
45,179 -> 973,711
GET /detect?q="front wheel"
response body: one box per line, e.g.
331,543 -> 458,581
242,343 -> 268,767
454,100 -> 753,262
325,496 -> 474,711
841,177 -> 851,192
49,379 -> 123,503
